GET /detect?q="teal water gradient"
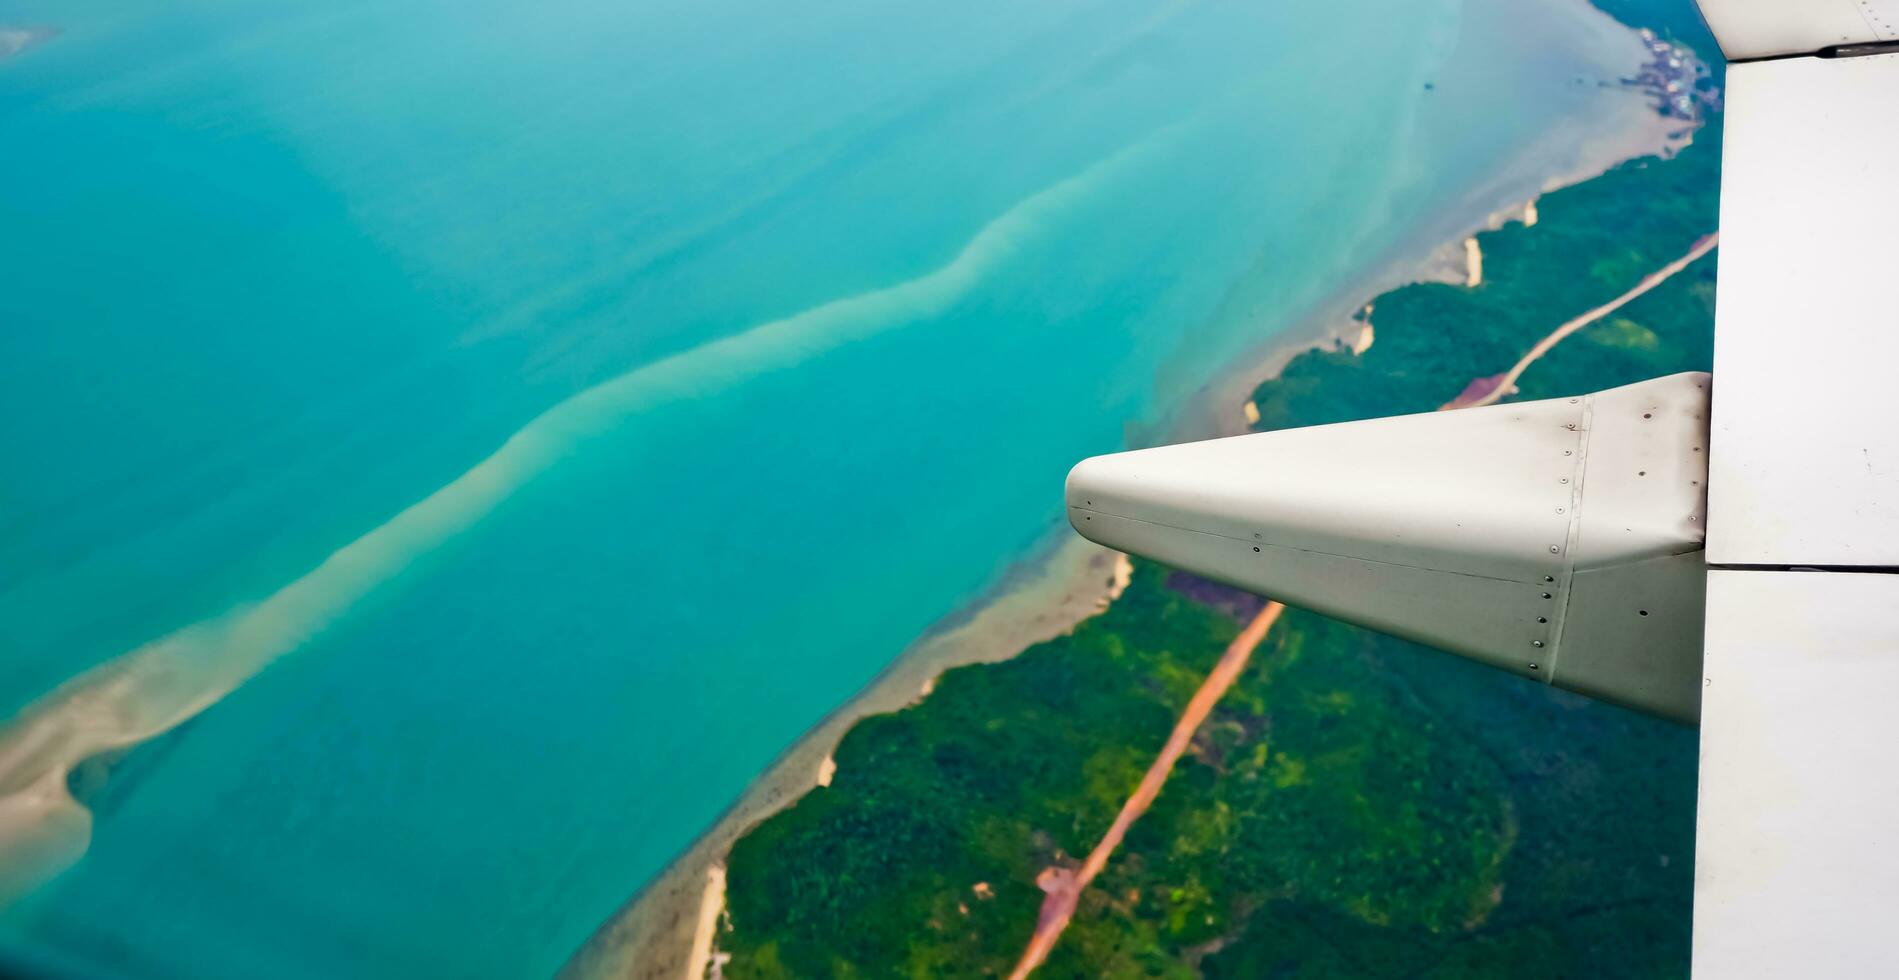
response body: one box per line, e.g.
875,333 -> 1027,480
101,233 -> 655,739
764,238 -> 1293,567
0,0 -> 1649,975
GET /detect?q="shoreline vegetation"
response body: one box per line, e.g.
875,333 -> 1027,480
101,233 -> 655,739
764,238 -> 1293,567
565,9 -> 1723,978
1442,231 -> 1718,410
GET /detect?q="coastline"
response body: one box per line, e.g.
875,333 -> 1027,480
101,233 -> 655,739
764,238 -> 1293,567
562,34 -> 1693,980
1198,100 -> 1690,443
560,535 -> 1132,980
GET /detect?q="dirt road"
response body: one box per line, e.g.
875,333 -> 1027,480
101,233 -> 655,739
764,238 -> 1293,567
1007,600 -> 1285,979
1447,232 -> 1719,409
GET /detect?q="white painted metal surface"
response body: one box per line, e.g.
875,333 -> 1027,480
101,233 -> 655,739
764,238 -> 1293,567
1066,374 -> 1709,721
1695,0 -> 1899,59
1706,53 -> 1899,567
1695,569 -> 1899,978
1694,41 -> 1899,978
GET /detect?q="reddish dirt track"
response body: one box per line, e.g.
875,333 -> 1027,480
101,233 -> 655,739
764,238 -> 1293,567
1007,601 -> 1285,979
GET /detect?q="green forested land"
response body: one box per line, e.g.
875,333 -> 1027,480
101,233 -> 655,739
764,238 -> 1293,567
723,571 -> 1544,979
721,14 -> 1721,978
724,565 -> 1698,978
724,568 -> 1238,977
1249,114 -> 1720,433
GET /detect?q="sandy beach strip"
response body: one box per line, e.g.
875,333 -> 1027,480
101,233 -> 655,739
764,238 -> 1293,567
558,536 -> 1134,980
683,864 -> 727,980
561,46 -> 1697,980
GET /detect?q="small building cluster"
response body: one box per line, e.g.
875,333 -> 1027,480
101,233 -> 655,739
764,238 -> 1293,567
1633,28 -> 1722,121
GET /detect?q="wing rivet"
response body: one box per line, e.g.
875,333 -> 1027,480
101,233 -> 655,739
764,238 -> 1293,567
1548,545 -> 1560,553
1529,662 -> 1540,670
1532,640 -> 1545,648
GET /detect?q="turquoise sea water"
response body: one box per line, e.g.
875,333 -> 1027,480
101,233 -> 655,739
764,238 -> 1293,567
0,0 -> 1649,975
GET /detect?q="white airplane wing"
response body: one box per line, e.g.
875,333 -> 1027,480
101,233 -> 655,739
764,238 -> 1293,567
1695,0 -> 1897,58
1693,7 -> 1899,976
